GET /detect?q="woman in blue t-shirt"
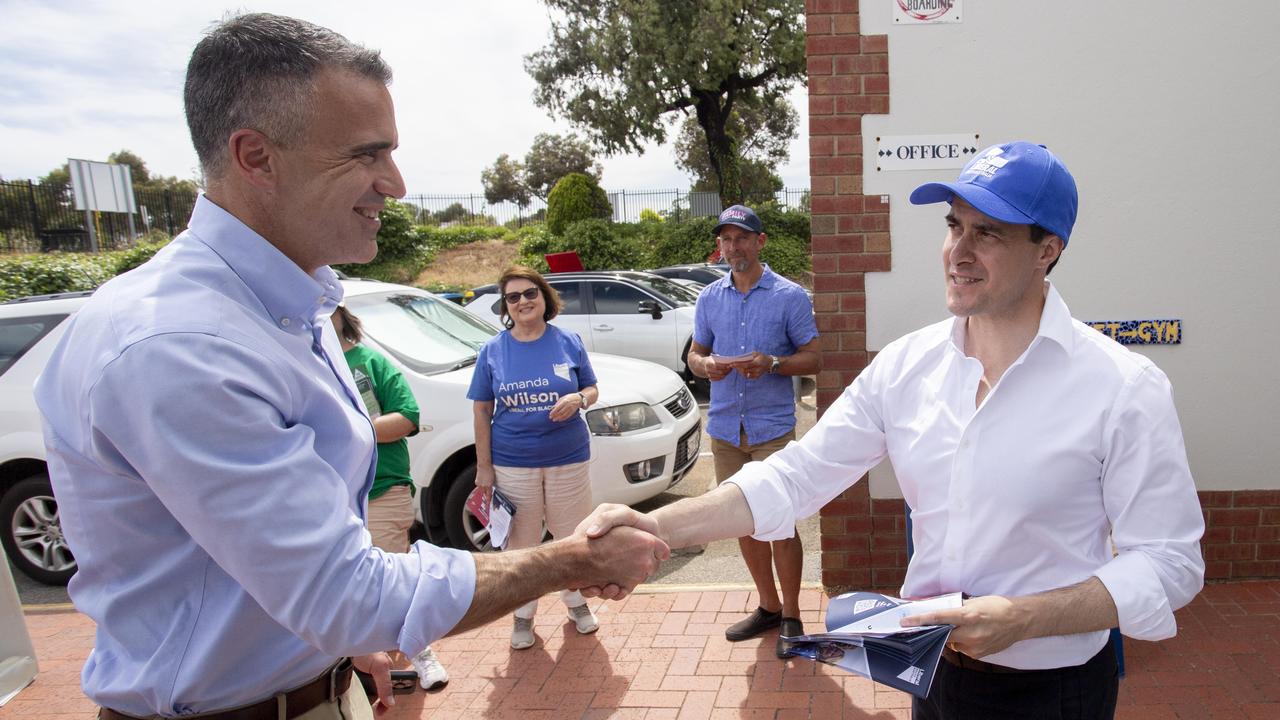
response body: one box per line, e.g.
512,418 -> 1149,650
467,265 -> 601,650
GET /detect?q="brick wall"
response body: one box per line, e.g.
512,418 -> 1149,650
806,0 -> 898,591
1199,491 -> 1280,580
804,1 -> 1280,591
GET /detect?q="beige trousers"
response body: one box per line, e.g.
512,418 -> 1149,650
494,460 -> 594,618
367,485 -> 415,553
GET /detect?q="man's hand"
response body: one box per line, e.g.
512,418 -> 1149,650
901,595 -> 1030,659
583,524 -> 670,600
573,504 -> 664,599
352,652 -> 394,716
702,356 -> 732,381
577,502 -> 661,539
729,352 -> 772,380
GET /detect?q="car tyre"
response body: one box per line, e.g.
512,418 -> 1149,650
442,464 -> 493,552
1,473 -> 76,585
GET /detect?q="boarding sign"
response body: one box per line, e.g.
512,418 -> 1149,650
875,134 -> 980,171
893,0 -> 962,24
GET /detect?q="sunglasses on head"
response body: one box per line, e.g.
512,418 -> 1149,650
504,287 -> 540,304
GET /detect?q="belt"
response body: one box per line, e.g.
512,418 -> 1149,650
99,658 -> 354,720
941,647 -> 1036,674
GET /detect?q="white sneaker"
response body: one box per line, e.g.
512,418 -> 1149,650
511,616 -> 536,649
410,646 -> 448,691
567,603 -> 599,634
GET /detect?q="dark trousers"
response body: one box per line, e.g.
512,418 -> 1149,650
913,645 -> 1119,720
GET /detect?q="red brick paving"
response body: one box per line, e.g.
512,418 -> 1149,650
4,582 -> 1278,719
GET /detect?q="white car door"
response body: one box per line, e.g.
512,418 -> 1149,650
545,280 -> 594,350
583,281 -> 679,372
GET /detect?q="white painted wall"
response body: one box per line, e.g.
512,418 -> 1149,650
855,1 -> 1280,495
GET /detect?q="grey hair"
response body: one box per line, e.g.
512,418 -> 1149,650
184,13 -> 392,180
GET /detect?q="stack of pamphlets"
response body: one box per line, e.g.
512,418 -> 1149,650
464,486 -> 516,549
784,591 -> 962,698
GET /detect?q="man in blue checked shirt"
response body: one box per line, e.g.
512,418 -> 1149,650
686,205 -> 821,659
33,13 -> 666,720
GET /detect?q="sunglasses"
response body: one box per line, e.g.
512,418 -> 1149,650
504,287 -> 540,304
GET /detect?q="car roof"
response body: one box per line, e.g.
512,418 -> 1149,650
471,269 -> 676,295
0,290 -> 94,317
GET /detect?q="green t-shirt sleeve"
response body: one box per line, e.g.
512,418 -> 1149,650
367,348 -> 420,432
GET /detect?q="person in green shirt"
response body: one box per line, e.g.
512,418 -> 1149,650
331,305 -> 448,691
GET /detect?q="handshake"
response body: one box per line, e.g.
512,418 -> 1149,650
571,503 -> 670,600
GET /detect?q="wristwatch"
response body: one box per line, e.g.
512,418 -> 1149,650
768,355 -> 782,374
577,392 -> 588,408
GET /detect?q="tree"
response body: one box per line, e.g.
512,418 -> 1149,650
526,0 -> 805,208
481,132 -> 601,207
523,133 -> 601,200
481,154 -> 532,208
674,94 -> 795,204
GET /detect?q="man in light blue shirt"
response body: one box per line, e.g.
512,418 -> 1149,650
686,205 -> 820,658
34,13 -> 666,720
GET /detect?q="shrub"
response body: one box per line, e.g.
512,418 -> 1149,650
113,238 -> 171,275
517,218 -> 649,272
417,225 -> 510,252
546,173 -> 612,235
0,252 -> 115,301
370,198 -> 419,260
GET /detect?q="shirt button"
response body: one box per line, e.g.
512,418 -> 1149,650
947,551 -> 957,561
280,317 -> 291,327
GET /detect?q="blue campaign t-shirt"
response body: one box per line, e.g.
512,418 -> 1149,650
467,324 -> 598,468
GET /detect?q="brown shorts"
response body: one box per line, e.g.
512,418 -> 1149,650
710,428 -> 796,483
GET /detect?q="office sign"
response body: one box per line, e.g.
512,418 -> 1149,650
893,0 -> 962,24
875,134 -> 980,171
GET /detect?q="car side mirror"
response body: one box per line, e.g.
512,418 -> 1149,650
637,299 -> 663,319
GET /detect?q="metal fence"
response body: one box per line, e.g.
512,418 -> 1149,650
400,187 -> 810,228
0,180 -> 197,253
2,181 -> 810,253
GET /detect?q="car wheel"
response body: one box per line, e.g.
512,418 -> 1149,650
1,473 -> 76,585
442,464 -> 494,552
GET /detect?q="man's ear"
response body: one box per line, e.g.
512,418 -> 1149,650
226,129 -> 276,190
1039,234 -> 1064,270
757,231 -> 768,249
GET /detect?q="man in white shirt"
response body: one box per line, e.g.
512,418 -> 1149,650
581,142 -> 1205,718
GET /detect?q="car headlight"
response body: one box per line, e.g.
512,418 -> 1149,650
586,403 -> 660,436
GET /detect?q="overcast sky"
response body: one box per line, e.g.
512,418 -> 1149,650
0,0 -> 810,193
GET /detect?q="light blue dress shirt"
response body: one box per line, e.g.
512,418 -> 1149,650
34,196 -> 476,717
693,266 -> 818,445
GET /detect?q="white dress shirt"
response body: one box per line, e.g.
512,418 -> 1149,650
728,282 -> 1204,670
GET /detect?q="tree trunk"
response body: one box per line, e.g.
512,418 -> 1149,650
695,94 -> 744,208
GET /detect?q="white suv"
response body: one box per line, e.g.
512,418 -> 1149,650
0,280 -> 701,584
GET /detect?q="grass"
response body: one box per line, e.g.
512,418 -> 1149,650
413,238 -> 521,291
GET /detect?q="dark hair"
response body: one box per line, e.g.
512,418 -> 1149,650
497,265 -> 561,329
332,305 -> 363,344
184,13 -> 392,180
1028,224 -> 1062,275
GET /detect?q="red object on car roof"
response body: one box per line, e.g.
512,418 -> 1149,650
545,251 -> 584,273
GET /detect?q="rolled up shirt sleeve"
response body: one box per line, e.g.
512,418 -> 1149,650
1093,365 -> 1205,641
727,361 -> 889,541
87,333 -> 474,657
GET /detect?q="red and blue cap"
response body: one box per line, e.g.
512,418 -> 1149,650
714,204 -> 764,235
909,141 -> 1078,245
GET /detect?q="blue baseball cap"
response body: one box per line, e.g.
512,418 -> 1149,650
909,141 -> 1078,245
713,205 -> 764,235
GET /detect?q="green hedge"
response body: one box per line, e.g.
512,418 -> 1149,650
1,252 -> 118,301
517,204 -> 812,279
